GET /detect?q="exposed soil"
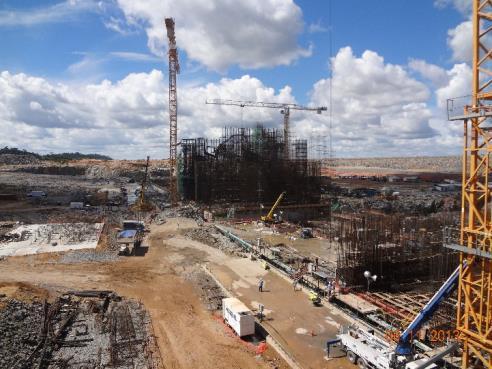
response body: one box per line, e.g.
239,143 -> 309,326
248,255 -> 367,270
0,219 -> 288,369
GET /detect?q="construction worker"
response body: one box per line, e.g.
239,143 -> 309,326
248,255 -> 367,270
258,278 -> 264,292
327,281 -> 333,298
293,278 -> 298,291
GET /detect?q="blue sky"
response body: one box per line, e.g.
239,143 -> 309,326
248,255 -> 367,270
0,0 -> 474,158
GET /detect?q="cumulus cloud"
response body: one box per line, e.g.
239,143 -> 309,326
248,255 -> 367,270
435,63 -> 472,109
113,0 -> 311,71
408,59 -> 449,88
448,20 -> 472,63
0,70 -> 296,159
298,47 -> 454,156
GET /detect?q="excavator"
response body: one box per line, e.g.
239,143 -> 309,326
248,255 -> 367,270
260,191 -> 286,223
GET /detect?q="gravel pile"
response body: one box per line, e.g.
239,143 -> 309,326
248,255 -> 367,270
0,153 -> 41,165
185,227 -> 246,257
0,299 -> 44,368
162,204 -> 202,219
184,269 -> 226,311
57,249 -> 119,264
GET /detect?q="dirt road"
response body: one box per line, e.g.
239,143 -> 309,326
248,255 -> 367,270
0,218 -> 286,369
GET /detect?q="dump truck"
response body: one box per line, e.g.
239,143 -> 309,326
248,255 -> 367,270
117,220 -> 145,255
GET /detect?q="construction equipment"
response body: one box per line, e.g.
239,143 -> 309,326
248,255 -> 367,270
165,18 -> 180,207
205,99 -> 327,159
260,191 -> 286,223
300,227 -> 313,239
333,263 -> 462,368
117,220 -> 145,256
336,326 -> 438,369
445,2 -> 492,367
131,156 -> 153,214
308,290 -> 321,305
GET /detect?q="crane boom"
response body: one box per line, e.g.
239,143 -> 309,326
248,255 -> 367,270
206,99 -> 327,159
395,262 -> 464,356
206,99 -> 327,113
261,191 -> 286,222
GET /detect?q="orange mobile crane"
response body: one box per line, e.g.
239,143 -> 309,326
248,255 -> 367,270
447,1 -> 492,367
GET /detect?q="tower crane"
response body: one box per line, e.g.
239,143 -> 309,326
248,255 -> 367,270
446,1 -> 492,367
205,99 -> 327,159
165,18 -> 179,207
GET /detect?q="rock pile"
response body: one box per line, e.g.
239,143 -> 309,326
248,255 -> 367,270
0,293 -> 162,369
185,269 -> 226,311
185,227 -> 246,257
0,153 -> 41,165
0,299 -> 44,368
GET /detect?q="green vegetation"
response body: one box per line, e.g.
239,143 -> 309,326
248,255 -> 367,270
0,147 -> 112,161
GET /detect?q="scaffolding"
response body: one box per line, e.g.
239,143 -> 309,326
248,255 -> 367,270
334,213 -> 459,287
179,126 -> 321,204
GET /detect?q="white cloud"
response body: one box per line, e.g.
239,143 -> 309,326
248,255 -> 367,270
0,0 -> 101,27
448,20 -> 472,63
435,63 -> 472,109
110,52 -> 161,62
434,0 -> 471,15
308,20 -> 327,34
408,59 -> 449,88
103,15 -> 135,35
0,70 -> 296,159
300,47 -> 455,156
114,0 -> 311,71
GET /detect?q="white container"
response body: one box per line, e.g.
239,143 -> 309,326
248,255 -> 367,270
222,297 -> 255,337
70,202 -> 84,209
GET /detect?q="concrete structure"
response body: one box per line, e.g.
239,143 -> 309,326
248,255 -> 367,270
0,223 -> 104,257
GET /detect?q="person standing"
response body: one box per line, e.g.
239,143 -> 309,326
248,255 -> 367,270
258,278 -> 264,292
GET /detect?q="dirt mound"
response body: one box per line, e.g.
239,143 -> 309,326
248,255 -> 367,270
0,153 -> 41,165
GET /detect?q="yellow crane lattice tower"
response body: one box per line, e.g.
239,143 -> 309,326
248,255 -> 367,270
454,1 -> 492,367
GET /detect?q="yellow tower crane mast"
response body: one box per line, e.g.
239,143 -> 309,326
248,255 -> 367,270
447,1 -> 492,367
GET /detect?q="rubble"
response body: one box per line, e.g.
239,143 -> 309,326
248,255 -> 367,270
0,153 -> 41,165
184,269 -> 227,311
57,249 -> 119,264
0,292 -> 162,369
184,226 -> 247,257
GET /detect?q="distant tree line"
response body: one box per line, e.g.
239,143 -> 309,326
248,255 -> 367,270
0,147 -> 112,161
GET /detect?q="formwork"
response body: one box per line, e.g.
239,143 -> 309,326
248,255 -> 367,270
179,126 -> 321,204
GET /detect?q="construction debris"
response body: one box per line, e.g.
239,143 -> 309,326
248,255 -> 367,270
0,223 -> 104,257
0,291 -> 162,369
